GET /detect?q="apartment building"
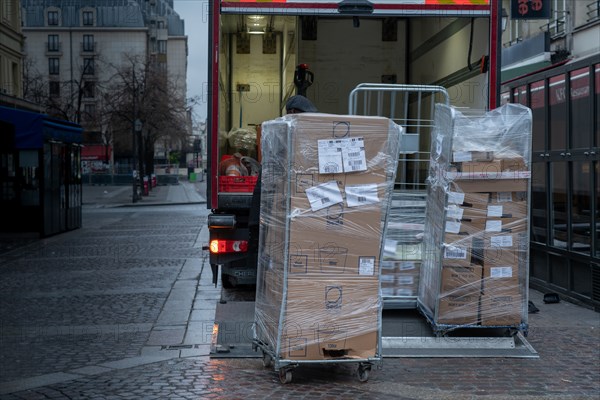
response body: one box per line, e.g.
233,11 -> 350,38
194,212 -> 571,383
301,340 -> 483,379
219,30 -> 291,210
20,0 -> 188,166
500,0 -> 600,310
0,0 -> 24,98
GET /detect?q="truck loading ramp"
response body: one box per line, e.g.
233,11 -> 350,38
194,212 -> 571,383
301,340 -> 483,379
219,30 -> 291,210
209,298 -> 538,359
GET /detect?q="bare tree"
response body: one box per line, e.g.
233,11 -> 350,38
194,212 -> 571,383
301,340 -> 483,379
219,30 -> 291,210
103,53 -> 189,176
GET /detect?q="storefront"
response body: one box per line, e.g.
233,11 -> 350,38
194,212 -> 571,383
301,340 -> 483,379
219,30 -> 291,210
501,55 -> 600,310
0,105 -> 83,237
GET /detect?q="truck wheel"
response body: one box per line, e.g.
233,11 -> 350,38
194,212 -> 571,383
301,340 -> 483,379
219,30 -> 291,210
221,273 -> 235,288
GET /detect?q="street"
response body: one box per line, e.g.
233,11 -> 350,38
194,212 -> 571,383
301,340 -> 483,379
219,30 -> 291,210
0,184 -> 598,399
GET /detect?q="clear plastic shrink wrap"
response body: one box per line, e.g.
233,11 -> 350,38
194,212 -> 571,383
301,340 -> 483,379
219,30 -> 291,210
254,113 -> 402,360
419,103 -> 532,330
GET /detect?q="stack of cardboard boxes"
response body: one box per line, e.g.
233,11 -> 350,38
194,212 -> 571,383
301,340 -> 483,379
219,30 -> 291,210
420,104 -> 532,329
254,113 -> 401,361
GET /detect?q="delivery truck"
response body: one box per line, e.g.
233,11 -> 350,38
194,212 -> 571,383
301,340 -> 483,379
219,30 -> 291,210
206,0 -> 503,288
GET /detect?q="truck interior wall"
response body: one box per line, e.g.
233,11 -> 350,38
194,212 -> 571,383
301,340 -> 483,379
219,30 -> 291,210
297,17 -> 407,115
408,17 -> 490,110
219,16 -> 297,156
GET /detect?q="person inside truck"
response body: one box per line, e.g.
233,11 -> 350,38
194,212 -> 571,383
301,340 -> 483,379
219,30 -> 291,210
247,95 -> 318,270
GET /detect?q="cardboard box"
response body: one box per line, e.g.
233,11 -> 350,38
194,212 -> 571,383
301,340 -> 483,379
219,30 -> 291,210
459,160 -> 502,174
441,265 -> 483,292
288,228 -> 381,276
256,113 -> 400,362
452,178 -> 529,193
437,291 -> 481,325
480,291 -> 523,326
453,150 -> 494,162
442,234 -> 472,267
500,157 -> 528,172
282,278 -> 380,360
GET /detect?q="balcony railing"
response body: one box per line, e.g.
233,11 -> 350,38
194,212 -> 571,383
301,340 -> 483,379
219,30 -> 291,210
588,0 -> 600,22
539,16 -> 566,38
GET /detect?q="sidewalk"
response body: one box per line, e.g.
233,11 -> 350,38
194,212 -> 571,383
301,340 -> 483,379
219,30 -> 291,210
82,179 -> 206,207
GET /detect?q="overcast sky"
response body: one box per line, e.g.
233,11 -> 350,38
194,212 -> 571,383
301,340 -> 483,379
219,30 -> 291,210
174,0 -> 209,122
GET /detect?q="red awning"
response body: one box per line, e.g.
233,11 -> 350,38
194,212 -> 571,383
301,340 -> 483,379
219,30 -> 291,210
82,145 -> 111,161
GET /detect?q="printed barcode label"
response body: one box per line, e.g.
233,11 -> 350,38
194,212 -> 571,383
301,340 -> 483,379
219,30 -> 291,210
323,165 -> 339,173
345,184 -> 378,208
490,266 -> 513,278
342,137 -> 367,172
490,235 -> 513,247
444,245 -> 467,259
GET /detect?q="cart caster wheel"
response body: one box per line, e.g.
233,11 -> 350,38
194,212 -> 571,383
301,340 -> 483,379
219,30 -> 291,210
279,368 -> 292,384
357,365 -> 371,382
262,351 -> 273,368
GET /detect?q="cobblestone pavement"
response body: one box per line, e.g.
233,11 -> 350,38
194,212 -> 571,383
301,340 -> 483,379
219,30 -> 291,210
0,184 -> 598,399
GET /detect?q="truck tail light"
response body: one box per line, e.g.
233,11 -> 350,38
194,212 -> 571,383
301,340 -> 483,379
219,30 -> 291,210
209,239 -> 248,254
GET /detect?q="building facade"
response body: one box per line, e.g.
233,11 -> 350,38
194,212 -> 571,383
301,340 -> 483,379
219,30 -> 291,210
500,0 -> 600,310
20,0 -> 189,170
0,0 -> 24,97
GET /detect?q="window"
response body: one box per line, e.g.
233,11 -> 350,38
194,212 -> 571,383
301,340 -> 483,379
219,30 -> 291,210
48,34 -> 59,52
569,67 -> 591,149
83,35 -> 94,52
48,58 -> 59,75
549,74 -> 567,150
82,11 -> 93,26
83,58 -> 94,75
83,81 -> 95,98
84,104 -> 96,120
48,10 -> 58,26
49,81 -> 60,97
530,80 -> 546,151
157,20 -> 165,29
157,40 -> 167,54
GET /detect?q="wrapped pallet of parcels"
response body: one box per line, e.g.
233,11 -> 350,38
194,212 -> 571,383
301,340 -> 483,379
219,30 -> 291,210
253,113 -> 401,377
419,103 -> 532,334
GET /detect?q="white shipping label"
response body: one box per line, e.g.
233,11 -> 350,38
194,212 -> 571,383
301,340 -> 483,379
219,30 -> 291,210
453,151 -> 473,162
398,261 -> 417,271
444,245 -> 468,259
358,257 -> 375,276
485,220 -> 503,232
446,205 -> 464,220
305,181 -> 343,212
342,137 -> 367,172
397,275 -> 414,285
490,235 -> 513,247
487,205 -> 503,217
318,139 -> 344,174
345,184 -> 379,207
489,266 -> 513,278
396,288 -> 414,297
448,191 -> 465,205
445,221 -> 462,234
